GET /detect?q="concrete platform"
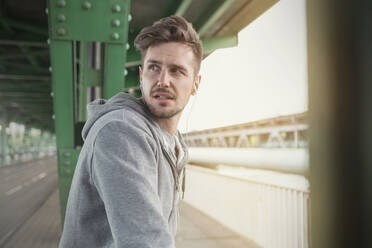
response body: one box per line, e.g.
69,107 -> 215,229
176,201 -> 260,248
2,189 -> 61,248
4,188 -> 258,248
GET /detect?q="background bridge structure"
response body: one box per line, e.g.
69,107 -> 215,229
184,112 -> 307,149
1,0 -> 372,248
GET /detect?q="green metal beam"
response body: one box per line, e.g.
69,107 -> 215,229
126,47 -> 141,67
0,74 -> 50,81
19,47 -> 39,67
0,10 -> 16,36
49,40 -> 75,149
104,43 -> 127,98
164,0 -> 183,17
0,80 -> 50,85
175,0 -> 193,16
0,17 -> 48,36
0,98 -> 52,103
0,61 -> 49,73
2,14 -> 46,68
0,49 -> 49,60
202,35 -> 238,54
11,107 -> 53,113
195,0 -> 236,37
0,40 -> 48,47
1,23 -> 14,35
0,81 -> 50,88
0,66 -> 49,76
124,69 -> 139,89
0,87 -> 51,93
0,92 -> 51,98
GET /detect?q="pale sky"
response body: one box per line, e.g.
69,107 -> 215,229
179,0 -> 308,132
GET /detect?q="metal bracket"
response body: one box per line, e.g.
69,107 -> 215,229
48,0 -> 130,43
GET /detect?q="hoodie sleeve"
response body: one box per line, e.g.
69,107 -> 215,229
91,121 -> 175,248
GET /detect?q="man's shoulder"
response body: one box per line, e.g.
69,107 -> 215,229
99,108 -> 156,138
84,106 -> 154,144
92,116 -> 159,157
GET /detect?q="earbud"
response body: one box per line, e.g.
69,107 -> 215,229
192,84 -> 197,95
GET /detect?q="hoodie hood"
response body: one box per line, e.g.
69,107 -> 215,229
81,92 -> 189,172
82,92 -> 150,140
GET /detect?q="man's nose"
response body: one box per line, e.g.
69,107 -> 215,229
158,69 -> 170,87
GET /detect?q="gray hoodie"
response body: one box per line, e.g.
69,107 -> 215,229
59,92 -> 188,248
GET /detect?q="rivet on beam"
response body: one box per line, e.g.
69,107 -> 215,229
57,0 -> 66,8
57,27 -> 67,36
57,14 -> 66,22
111,32 -> 120,40
82,1 -> 92,10
112,4 -> 121,13
111,19 -> 121,27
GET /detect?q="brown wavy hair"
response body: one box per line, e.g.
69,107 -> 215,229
134,16 -> 203,74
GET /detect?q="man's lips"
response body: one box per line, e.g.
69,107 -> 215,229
152,90 -> 175,100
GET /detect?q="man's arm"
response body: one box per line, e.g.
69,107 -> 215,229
91,121 -> 175,248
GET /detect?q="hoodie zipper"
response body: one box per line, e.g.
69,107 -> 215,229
162,146 -> 187,197
162,149 -> 181,192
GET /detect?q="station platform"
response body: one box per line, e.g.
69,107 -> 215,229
0,158 -> 257,248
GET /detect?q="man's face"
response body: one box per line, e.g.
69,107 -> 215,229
140,42 -> 200,120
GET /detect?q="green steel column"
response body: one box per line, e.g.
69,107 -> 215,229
36,130 -> 43,158
0,121 -> 7,166
49,39 -> 76,220
104,43 -> 127,98
104,2 -> 131,98
24,126 -> 30,160
48,0 -> 131,221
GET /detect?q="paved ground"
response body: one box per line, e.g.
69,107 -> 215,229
0,158 -> 259,248
2,189 -> 61,248
0,157 -> 58,247
176,201 -> 260,248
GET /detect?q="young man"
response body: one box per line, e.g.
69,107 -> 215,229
59,16 -> 202,248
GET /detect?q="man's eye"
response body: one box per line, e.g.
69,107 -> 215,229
149,65 -> 159,71
171,68 -> 181,74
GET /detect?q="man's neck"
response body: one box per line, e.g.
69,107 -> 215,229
155,115 -> 181,136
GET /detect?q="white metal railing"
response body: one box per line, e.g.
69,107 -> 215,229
188,147 -> 309,175
256,179 -> 310,248
183,165 -> 310,248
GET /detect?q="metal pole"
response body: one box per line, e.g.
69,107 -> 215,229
308,0 -> 372,247
0,121 -> 7,166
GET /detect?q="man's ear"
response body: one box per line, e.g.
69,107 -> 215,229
192,75 -> 201,95
139,66 -> 143,84
139,66 -> 144,93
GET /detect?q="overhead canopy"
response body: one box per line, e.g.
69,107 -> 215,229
0,0 -> 277,131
